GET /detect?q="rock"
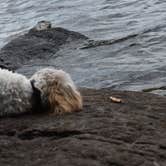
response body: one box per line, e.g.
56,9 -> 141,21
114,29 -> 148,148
32,20 -> 52,31
0,88 -> 166,166
0,21 -> 88,70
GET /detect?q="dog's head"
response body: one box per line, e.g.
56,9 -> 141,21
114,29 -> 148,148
30,68 -> 82,114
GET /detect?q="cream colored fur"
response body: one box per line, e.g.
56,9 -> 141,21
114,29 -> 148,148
0,67 -> 82,117
30,68 -> 82,114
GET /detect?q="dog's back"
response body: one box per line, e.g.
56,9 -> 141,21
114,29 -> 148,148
0,69 -> 33,117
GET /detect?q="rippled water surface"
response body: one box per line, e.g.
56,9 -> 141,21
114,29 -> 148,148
1,0 -> 166,92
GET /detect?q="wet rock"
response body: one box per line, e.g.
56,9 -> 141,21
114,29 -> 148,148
32,20 -> 52,31
0,21 -> 88,70
0,88 -> 166,166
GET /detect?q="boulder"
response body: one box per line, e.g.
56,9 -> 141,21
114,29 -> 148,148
0,21 -> 88,70
0,88 -> 166,166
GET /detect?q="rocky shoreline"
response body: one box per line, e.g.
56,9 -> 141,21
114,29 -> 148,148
0,22 -> 166,166
0,89 -> 166,166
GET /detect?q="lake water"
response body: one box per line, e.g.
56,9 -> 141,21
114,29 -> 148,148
1,0 -> 166,94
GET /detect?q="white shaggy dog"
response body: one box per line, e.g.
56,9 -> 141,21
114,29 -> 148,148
0,68 -> 82,117
30,68 -> 82,115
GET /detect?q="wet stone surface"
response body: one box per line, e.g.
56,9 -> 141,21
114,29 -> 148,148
0,26 -> 88,71
0,89 -> 166,166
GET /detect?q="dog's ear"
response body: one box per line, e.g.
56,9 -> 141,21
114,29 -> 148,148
30,79 -> 41,96
30,79 -> 42,112
41,94 -> 50,111
30,79 -> 50,112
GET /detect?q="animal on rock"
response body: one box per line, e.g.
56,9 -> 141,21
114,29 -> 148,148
0,68 -> 82,117
30,68 -> 82,115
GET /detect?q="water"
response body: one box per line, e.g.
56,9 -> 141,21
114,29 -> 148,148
1,0 -> 166,93
1,0 -> 166,46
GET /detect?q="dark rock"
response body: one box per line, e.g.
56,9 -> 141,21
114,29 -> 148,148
0,25 -> 88,70
0,88 -> 166,166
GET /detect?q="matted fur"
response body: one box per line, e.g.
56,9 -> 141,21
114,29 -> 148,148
0,68 -> 33,117
30,68 -> 82,114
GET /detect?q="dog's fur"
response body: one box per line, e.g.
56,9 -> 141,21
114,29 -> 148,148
0,69 -> 34,117
0,68 -> 82,117
30,68 -> 82,114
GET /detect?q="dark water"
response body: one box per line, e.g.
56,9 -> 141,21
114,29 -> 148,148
1,0 -> 166,94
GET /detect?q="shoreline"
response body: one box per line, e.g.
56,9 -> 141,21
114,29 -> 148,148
0,87 -> 166,165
